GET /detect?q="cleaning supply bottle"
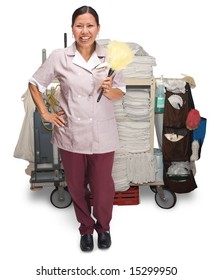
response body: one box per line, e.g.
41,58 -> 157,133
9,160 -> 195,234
155,75 -> 165,113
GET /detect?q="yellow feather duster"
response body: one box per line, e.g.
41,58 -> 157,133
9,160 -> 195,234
97,40 -> 133,102
107,40 -> 133,71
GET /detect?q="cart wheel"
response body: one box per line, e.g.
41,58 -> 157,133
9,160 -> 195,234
155,188 -> 177,209
50,187 -> 72,209
150,186 -> 157,193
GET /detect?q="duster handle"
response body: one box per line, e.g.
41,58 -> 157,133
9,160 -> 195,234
97,69 -> 114,102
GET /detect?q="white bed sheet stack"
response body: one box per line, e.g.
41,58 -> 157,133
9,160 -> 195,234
112,89 -> 156,191
108,41 -> 157,191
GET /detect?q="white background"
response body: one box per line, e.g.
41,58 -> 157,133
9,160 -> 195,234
1,0 -> 212,279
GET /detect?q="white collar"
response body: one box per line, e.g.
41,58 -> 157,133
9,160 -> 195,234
72,50 -> 101,71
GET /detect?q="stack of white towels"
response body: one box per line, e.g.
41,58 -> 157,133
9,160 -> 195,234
106,40 -> 157,191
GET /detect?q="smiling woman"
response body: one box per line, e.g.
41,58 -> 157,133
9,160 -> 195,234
28,5 -> 126,252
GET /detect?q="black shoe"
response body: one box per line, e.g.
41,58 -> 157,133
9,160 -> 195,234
80,234 -> 94,252
98,232 -> 111,249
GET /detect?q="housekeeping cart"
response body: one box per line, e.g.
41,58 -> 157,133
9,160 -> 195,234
28,35 -> 205,210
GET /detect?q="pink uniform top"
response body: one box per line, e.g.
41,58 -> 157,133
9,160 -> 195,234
31,42 -> 126,154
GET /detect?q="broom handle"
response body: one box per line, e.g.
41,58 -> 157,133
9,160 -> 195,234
64,33 -> 67,48
97,68 -> 114,102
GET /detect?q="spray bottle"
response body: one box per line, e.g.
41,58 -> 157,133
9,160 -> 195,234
155,75 -> 165,113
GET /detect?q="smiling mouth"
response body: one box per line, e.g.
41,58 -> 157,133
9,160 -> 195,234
80,36 -> 90,42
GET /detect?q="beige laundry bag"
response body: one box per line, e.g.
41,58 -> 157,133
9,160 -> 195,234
13,88 -> 35,163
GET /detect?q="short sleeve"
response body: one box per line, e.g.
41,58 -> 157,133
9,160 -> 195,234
32,50 -> 57,89
112,70 -> 126,93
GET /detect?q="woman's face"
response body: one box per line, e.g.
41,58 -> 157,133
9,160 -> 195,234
72,13 -> 100,49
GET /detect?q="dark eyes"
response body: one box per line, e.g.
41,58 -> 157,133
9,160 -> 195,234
75,24 -> 94,29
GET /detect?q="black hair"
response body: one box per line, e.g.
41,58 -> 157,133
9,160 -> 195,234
71,6 -> 99,27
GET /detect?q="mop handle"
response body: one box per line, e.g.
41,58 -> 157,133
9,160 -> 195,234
42,49 -> 46,64
64,33 -> 67,48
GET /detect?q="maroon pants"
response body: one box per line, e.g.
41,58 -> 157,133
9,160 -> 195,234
60,149 -> 115,235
